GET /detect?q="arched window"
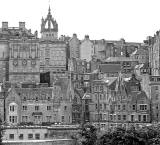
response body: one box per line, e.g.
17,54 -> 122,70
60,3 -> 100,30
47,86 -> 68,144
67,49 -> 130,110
8,102 -> 18,124
9,102 -> 17,112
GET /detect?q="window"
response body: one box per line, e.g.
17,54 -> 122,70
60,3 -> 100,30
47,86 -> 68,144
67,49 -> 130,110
139,105 -> 147,110
10,105 -> 15,112
132,105 -> 136,110
118,115 -> 121,120
22,116 -> 28,122
138,115 -> 141,122
62,116 -> 64,122
35,97 -> 38,101
9,116 -> 17,123
95,93 -> 98,100
143,115 -> 147,122
100,86 -> 103,92
104,103 -> 107,110
100,94 -> 103,100
95,104 -> 98,110
123,115 -> 126,120
23,97 -> 26,101
131,115 -> 134,121
117,105 -> 121,110
155,86 -> 158,90
22,106 -> 27,111
110,115 -> 113,120
122,105 -> 126,110
35,106 -> 39,111
64,106 -> 67,110
19,134 -> 23,140
100,104 -> 102,110
28,134 -> 33,139
47,106 -> 51,111
9,134 -> 14,139
48,97 -> 51,101
35,133 -> 40,140
44,133 -> 48,138
156,104 -> 159,110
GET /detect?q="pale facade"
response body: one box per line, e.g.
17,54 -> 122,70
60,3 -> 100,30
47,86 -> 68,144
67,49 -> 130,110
80,35 -> 94,62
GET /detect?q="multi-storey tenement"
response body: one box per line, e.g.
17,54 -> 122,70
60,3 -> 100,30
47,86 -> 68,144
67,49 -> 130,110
147,31 -> 160,76
4,81 -> 72,125
109,73 -> 151,129
69,34 -> 80,59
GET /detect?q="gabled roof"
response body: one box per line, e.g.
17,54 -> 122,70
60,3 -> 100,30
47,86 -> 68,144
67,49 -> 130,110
14,87 -> 53,100
130,91 -> 149,103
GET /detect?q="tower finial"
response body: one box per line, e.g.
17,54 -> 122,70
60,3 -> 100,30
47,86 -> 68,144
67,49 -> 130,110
48,0 -> 51,14
48,5 -> 51,14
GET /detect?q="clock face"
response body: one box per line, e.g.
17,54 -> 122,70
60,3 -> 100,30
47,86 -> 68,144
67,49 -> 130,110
22,59 -> 27,66
13,60 -> 18,66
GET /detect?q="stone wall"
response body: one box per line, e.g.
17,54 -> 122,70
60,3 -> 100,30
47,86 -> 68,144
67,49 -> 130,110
3,139 -> 75,145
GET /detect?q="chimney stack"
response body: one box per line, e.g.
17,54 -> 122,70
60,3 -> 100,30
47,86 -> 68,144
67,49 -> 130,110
19,22 -> 25,29
2,22 -> 8,30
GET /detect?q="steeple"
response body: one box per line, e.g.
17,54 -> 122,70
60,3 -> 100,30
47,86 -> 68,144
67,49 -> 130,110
41,6 -> 58,40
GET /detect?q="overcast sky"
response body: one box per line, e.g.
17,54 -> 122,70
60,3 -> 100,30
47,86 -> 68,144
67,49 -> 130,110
0,0 -> 160,42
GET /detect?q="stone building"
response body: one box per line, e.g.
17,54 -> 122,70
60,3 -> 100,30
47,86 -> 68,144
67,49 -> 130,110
150,76 -> 160,122
131,45 -> 149,64
0,21 -> 39,83
39,7 -> 68,84
3,80 -> 73,125
104,56 -> 138,77
109,73 -> 151,129
80,35 -> 94,62
69,34 -> 80,59
147,32 -> 160,76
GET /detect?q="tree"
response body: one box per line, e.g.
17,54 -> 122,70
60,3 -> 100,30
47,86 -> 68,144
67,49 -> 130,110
74,124 -> 97,145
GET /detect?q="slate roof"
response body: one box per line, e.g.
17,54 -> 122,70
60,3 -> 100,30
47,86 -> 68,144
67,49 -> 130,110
130,91 -> 148,103
14,87 -> 53,100
105,57 -> 138,62
99,64 -> 121,73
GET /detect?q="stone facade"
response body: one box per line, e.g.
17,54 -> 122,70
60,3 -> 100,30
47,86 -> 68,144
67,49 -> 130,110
147,32 -> 160,76
80,35 -> 94,62
109,74 -> 151,129
69,34 -> 80,59
9,38 -> 40,83
4,84 -> 72,125
0,21 -> 39,83
40,7 -> 68,83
